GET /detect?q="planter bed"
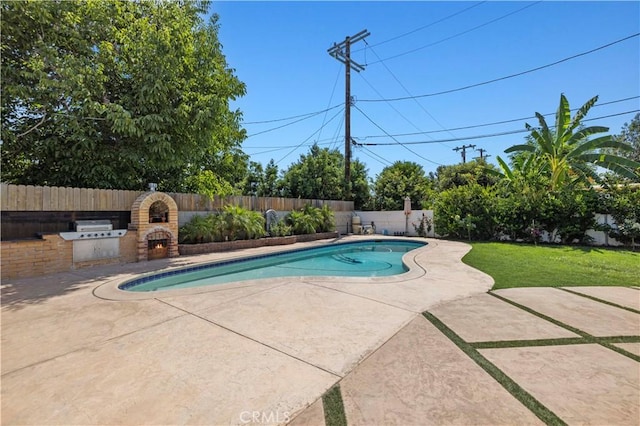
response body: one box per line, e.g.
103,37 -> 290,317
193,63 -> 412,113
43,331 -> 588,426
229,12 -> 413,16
178,232 -> 339,256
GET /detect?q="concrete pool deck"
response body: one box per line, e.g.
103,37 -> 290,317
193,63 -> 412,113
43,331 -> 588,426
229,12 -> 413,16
1,237 -> 638,425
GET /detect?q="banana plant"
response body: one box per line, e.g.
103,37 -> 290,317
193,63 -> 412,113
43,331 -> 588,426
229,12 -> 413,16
498,94 -> 640,189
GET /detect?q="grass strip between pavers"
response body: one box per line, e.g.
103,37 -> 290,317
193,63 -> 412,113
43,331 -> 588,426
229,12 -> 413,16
473,336 -> 640,350
323,384 -> 347,426
489,292 -> 640,362
471,337 -> 587,349
422,311 -> 567,426
557,287 -> 640,314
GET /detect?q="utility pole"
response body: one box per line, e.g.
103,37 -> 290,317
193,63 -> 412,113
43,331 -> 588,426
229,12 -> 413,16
453,144 -> 476,163
328,29 -> 370,198
475,148 -> 490,160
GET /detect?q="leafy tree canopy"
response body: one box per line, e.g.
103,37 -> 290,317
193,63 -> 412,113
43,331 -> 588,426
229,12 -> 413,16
373,161 -> 430,210
434,159 -> 500,192
613,113 -> 640,162
1,0 -> 246,191
279,144 -> 370,207
242,159 -> 281,197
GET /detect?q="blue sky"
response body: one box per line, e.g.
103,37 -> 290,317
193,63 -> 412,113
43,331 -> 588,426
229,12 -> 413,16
211,1 -> 640,179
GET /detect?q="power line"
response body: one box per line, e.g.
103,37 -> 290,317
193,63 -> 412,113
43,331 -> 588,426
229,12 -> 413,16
367,1 -> 541,65
245,140 -> 338,156
329,111 -> 345,151
353,104 -> 443,166
243,104 -> 341,126
273,107 -> 345,165
246,104 -> 342,138
364,40 -> 458,143
245,109 -> 638,154
354,1 -> 486,52
355,145 -> 394,167
354,109 -> 640,146
356,72 -> 442,147
360,33 -> 640,103
316,63 -> 344,145
243,100 -> 638,152
357,96 -> 640,139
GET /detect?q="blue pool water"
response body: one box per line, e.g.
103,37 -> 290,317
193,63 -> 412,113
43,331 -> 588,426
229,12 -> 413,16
121,240 -> 425,292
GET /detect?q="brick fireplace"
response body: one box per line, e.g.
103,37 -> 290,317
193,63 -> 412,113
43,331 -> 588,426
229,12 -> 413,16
130,191 -> 179,261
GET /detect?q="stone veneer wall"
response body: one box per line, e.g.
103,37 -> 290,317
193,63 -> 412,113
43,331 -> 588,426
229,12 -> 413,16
1,232 -> 137,280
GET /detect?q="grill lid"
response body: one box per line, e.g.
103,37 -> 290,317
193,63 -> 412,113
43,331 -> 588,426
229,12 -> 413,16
75,220 -> 113,232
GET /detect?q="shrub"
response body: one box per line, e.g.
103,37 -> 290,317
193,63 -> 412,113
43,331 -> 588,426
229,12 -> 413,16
412,213 -> 432,237
179,214 -> 215,244
179,205 -> 265,243
318,204 -> 336,233
287,210 -> 318,235
598,185 -> 640,247
221,205 -> 265,240
269,219 -> 293,237
433,183 -> 497,240
285,204 -> 335,235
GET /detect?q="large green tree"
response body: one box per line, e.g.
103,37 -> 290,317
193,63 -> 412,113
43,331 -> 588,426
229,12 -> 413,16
279,144 -> 370,207
242,159 -> 281,197
496,94 -> 640,189
434,159 -> 500,192
1,0 -> 245,191
613,113 -> 640,162
373,161 -> 430,210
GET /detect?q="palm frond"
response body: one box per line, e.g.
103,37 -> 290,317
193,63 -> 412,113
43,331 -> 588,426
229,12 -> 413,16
567,126 -> 610,146
505,144 -> 536,154
495,156 -> 514,180
555,93 -> 571,137
566,95 -> 598,136
569,135 -> 632,158
578,153 -> 640,181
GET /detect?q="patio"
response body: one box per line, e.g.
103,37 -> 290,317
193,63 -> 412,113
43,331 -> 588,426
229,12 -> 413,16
1,237 -> 638,425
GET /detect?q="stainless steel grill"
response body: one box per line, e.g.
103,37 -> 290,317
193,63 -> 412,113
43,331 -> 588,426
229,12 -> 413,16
60,220 -> 126,240
75,220 -> 113,232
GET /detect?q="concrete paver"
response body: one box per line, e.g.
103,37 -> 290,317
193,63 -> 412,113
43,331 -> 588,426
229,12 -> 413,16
563,286 -> 640,311
288,399 -> 325,426
1,314 -> 337,425
195,282 -> 416,376
494,287 -> 640,336
613,342 -> 640,357
480,344 -> 640,425
339,316 -> 543,426
429,293 -> 579,342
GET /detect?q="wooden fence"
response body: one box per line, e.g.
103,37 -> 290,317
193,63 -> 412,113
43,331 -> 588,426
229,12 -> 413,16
0,184 -> 354,212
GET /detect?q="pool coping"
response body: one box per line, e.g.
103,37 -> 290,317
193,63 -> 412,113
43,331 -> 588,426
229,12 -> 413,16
93,235 -> 434,301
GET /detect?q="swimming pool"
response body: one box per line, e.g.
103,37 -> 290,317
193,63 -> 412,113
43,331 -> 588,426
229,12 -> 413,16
121,240 -> 426,292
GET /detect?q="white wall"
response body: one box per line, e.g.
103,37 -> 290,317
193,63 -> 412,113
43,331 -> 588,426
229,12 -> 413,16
353,210 -> 435,237
586,213 -> 623,246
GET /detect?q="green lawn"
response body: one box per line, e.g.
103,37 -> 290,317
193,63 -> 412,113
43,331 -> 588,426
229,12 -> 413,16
462,242 -> 640,290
